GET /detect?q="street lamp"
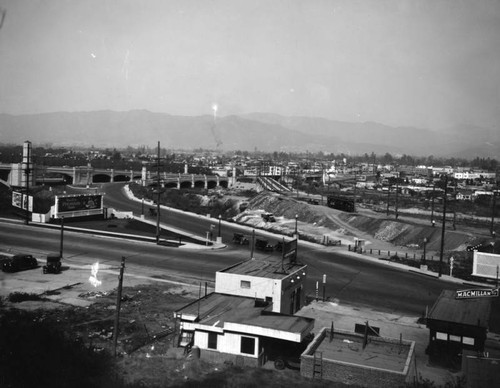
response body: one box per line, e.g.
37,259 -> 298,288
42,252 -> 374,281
422,237 -> 427,265
218,214 -> 222,238
295,214 -> 298,237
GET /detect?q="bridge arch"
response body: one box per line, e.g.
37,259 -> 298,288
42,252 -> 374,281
180,181 -> 192,189
165,181 -> 177,189
93,174 -> 112,183
113,174 -> 131,182
206,180 -> 218,189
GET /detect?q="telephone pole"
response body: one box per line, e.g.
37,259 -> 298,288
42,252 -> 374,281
156,141 -> 161,243
438,175 -> 448,277
113,256 -> 126,357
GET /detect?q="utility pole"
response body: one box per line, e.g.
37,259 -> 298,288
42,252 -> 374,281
431,185 -> 435,226
386,189 -> 390,216
438,175 -> 448,277
491,191 -> 497,235
353,172 -> 357,213
59,217 -> 64,258
24,141 -> 31,225
113,256 -> 126,357
156,141 -> 161,243
250,229 -> 255,259
395,179 -> 399,219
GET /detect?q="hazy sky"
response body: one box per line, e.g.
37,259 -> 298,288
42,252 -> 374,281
0,0 -> 499,130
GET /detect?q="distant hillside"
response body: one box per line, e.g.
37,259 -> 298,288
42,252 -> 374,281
0,110 -> 498,158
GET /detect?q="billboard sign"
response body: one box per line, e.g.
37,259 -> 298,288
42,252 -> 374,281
283,238 -> 298,263
456,288 -> 498,299
12,191 -> 33,212
472,251 -> 500,280
55,194 -> 103,218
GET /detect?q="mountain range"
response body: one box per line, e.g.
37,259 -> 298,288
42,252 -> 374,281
0,110 -> 498,159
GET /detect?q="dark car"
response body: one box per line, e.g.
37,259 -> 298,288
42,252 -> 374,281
232,233 -> 250,245
2,254 -> 38,273
42,253 -> 62,274
255,238 -> 274,252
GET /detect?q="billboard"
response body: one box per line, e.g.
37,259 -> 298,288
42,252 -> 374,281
54,194 -> 103,218
283,238 -> 298,263
12,191 -> 33,212
472,251 -> 500,280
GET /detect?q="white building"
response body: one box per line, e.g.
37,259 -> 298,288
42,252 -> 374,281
175,257 -> 314,367
215,258 -> 307,315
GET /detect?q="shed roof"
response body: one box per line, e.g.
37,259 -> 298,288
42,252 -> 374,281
427,289 -> 491,328
175,293 -> 313,339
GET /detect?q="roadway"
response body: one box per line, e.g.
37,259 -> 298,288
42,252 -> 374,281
1,182 -> 461,317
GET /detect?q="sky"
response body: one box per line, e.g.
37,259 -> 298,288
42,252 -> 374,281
0,0 -> 499,131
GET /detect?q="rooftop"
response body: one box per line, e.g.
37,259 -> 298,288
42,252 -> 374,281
427,289 -> 491,328
218,258 -> 306,280
306,327 -> 414,373
175,293 -> 313,340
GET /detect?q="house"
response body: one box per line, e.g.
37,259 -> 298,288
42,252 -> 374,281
425,289 -> 491,369
174,256 -> 314,367
215,256 -> 307,314
175,292 -> 314,367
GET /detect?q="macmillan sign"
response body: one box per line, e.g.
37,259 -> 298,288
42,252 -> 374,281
455,288 -> 499,299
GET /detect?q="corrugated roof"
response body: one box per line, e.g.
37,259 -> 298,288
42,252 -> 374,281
427,289 -> 491,328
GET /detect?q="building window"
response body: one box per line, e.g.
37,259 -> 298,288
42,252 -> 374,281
240,280 -> 251,289
463,336 -> 475,346
240,336 -> 255,355
436,332 -> 447,341
208,332 -> 218,349
180,331 -> 194,347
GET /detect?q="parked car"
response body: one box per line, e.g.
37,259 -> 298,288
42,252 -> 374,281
255,238 -> 274,252
42,253 -> 62,274
2,254 -> 38,273
232,233 -> 250,245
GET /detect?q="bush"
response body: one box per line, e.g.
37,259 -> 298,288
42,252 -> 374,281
0,310 -> 119,388
7,292 -> 45,303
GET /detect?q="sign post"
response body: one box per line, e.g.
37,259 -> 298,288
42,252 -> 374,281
322,274 -> 326,302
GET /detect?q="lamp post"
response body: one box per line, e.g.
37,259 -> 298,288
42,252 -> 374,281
422,237 -> 427,265
295,214 -> 298,238
218,214 -> 222,238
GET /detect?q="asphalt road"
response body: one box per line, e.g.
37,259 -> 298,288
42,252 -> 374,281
0,182 -> 462,318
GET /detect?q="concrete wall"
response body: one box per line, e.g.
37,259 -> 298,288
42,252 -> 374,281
300,328 -> 415,388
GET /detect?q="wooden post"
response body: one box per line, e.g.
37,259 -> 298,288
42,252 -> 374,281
113,256 -> 126,357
